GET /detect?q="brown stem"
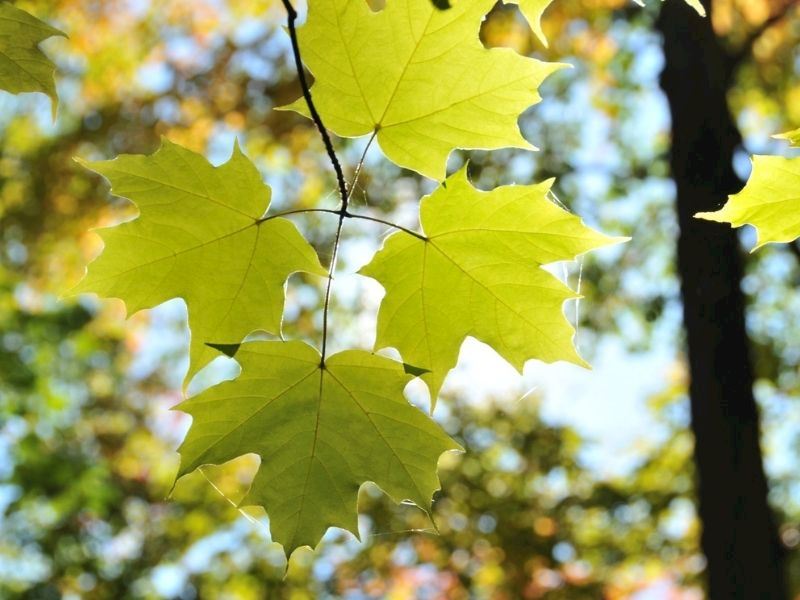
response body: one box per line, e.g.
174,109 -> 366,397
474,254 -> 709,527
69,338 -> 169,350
280,0 -> 349,210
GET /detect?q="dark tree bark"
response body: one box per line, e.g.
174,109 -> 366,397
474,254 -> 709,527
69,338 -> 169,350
657,1 -> 787,597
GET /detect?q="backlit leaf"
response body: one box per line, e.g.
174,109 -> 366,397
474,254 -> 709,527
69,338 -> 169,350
0,3 -> 64,106
74,140 -> 325,382
176,341 -> 460,554
774,128 -> 800,148
696,155 -> 800,249
361,167 -> 625,402
284,0 -> 562,180
633,0 -> 706,16
505,0 -> 554,46
682,0 -> 706,16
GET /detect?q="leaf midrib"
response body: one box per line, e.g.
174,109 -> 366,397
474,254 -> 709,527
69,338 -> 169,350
427,239 -> 568,344
84,221 -> 258,286
187,364 -> 319,472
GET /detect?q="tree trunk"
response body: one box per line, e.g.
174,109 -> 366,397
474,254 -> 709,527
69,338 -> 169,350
657,1 -> 787,597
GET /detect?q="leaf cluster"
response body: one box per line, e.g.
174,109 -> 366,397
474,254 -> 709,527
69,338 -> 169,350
66,0 -> 623,555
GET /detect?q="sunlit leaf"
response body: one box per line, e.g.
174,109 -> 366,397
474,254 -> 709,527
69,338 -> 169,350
774,128 -> 800,148
682,0 -> 706,16
696,155 -> 800,249
284,0 -> 562,180
505,0 -> 554,46
361,167 -> 625,402
74,140 -> 325,382
634,0 -> 706,16
0,3 -> 64,107
177,341 -> 460,554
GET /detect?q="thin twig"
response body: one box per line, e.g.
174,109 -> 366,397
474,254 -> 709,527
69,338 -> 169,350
348,131 -> 377,204
345,212 -> 427,241
281,0 -> 348,366
257,207 -> 341,223
345,136 -> 427,239
281,0 -> 349,208
320,213 -> 345,365
280,1 -> 424,364
259,207 -> 426,240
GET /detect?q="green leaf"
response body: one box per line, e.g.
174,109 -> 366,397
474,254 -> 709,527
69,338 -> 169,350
0,3 -> 64,107
74,139 -> 326,382
682,0 -> 707,16
284,0 -> 563,180
176,341 -> 460,555
774,128 -> 800,148
361,168 -> 625,402
696,155 -> 800,249
505,0 -> 554,46
633,0 -> 706,16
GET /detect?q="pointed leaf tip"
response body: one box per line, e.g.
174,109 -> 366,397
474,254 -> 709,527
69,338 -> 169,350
503,0 -> 556,47
774,128 -> 800,148
694,154 -> 800,249
0,4 -> 65,109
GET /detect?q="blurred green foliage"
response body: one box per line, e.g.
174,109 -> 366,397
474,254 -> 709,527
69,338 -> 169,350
0,280 -> 700,597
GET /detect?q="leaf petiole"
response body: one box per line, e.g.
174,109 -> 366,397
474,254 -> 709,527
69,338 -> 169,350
257,208 -> 426,241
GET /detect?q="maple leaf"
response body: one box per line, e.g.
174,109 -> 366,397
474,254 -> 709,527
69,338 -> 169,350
176,340 -> 460,555
633,0 -> 706,16
0,3 -> 64,108
681,0 -> 707,15
696,155 -> 800,249
774,128 -> 800,148
284,0 -> 562,180
505,0 -> 554,46
74,140 -> 325,382
361,168 -> 625,402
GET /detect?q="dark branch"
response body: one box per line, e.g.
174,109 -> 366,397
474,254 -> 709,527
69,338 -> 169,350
281,0 -> 350,210
279,1 -> 427,364
281,0 -> 350,366
729,0 -> 799,70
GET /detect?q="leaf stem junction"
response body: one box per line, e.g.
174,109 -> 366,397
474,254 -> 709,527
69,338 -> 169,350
279,0 -> 425,366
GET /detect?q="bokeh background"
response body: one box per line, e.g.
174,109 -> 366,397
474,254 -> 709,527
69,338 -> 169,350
1,0 -> 799,597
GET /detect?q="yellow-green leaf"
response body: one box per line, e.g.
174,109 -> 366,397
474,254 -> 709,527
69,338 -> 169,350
285,0 -> 562,180
774,128 -> 800,148
681,0 -> 706,16
74,140 -> 325,382
505,0 -> 554,46
361,168 -> 625,402
633,0 -> 706,16
176,341 -> 459,555
0,3 -> 64,106
696,155 -> 800,249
